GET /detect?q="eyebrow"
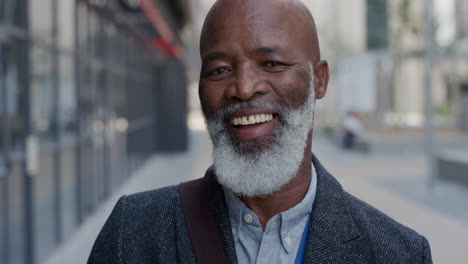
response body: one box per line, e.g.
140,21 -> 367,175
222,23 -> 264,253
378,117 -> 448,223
202,51 -> 229,63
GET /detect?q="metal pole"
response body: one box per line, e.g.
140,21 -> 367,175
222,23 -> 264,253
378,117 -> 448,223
51,0 -> 63,245
20,0 -> 35,262
100,19 -> 110,200
334,0 -> 342,116
424,0 -> 437,189
74,0 -> 84,226
0,42 -> 11,264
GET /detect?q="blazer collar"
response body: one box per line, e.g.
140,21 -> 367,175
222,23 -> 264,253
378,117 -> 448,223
204,154 -> 362,264
303,155 -> 362,263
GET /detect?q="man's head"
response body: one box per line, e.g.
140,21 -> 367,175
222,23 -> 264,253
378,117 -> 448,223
199,0 -> 329,197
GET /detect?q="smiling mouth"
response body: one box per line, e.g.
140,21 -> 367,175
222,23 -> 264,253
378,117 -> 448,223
229,113 -> 275,127
225,110 -> 278,141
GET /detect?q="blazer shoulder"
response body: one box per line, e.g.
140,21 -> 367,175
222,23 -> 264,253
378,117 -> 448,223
98,184 -> 183,234
118,185 -> 184,227
343,192 -> 432,263
125,185 -> 182,212
88,185 -> 184,263
346,192 -> 420,238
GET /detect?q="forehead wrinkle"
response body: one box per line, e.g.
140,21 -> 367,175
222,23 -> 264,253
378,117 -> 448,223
252,46 -> 283,56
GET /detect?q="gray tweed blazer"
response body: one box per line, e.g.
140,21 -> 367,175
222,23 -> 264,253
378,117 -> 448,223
88,156 -> 432,263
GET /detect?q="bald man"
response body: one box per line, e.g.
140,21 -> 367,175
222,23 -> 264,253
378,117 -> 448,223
88,0 -> 432,263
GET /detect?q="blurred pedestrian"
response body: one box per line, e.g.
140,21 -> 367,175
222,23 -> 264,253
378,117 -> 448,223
342,111 -> 364,149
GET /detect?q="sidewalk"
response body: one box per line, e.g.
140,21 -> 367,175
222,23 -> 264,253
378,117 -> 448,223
44,130 -> 213,264
45,129 -> 468,264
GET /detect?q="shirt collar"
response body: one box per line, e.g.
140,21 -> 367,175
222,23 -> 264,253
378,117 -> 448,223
223,162 -> 318,253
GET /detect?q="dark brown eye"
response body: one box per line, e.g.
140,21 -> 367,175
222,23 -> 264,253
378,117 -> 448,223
211,67 -> 231,75
201,66 -> 232,81
264,61 -> 283,67
262,61 -> 288,72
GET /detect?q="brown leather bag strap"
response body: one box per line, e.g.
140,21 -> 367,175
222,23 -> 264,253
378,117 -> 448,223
179,178 -> 227,264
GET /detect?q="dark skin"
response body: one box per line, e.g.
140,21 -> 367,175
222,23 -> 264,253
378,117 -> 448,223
199,0 -> 330,229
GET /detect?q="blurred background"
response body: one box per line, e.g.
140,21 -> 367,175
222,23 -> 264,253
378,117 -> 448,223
0,0 -> 467,263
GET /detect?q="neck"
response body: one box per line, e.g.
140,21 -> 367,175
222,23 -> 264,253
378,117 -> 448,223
239,137 -> 313,229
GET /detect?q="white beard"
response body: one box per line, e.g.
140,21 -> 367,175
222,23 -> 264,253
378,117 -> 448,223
204,79 -> 316,198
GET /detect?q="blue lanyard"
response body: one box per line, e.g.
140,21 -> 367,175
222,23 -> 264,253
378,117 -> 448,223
294,213 -> 312,264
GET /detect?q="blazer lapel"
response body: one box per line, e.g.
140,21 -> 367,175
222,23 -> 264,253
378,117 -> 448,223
303,155 -> 368,263
205,169 -> 239,264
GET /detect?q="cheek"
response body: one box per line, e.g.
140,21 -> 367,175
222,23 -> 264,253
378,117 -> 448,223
269,71 -> 310,107
199,82 -> 226,114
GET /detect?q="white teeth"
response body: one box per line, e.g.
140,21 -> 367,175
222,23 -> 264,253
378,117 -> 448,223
241,117 -> 248,125
255,115 -> 261,123
230,114 -> 274,126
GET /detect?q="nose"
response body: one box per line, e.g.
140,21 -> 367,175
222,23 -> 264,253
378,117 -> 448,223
225,63 -> 269,101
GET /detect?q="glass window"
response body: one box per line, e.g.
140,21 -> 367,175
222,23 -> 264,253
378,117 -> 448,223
79,63 -> 97,140
1,0 -> 21,25
30,46 -> 54,142
29,0 -> 53,41
0,39 -> 25,151
367,0 -> 389,50
88,10 -> 102,59
59,55 -> 77,138
0,49 -> 6,153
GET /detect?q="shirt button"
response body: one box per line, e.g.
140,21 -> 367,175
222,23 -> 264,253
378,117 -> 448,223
284,236 -> 292,245
244,214 -> 253,223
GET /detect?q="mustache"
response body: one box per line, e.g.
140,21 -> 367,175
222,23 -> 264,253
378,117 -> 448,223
204,101 -> 290,122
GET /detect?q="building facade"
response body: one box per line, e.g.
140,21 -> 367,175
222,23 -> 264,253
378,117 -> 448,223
0,1 -> 189,263
320,0 -> 468,131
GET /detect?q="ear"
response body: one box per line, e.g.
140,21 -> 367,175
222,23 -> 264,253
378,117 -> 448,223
313,60 -> 329,99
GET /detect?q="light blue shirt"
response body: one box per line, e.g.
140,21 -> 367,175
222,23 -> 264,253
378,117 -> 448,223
223,164 -> 318,264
